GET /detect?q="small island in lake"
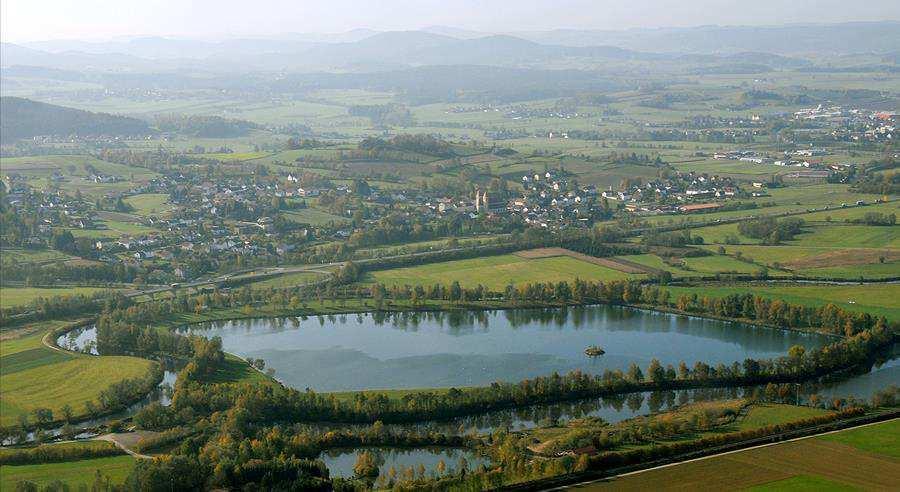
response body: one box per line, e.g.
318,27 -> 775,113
584,345 -> 605,356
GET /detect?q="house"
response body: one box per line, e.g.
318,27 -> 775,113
276,243 -> 296,255
558,445 -> 599,457
256,217 -> 275,232
72,217 -> 93,229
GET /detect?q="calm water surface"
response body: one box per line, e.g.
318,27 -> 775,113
182,305 -> 833,392
319,447 -> 489,479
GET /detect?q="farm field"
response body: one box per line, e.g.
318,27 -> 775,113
682,208 -> 899,279
576,419 -> 900,491
123,193 -> 173,216
746,475 -> 856,491
242,270 -> 332,289
0,326 -> 156,426
701,244 -> 900,270
0,155 -> 158,197
366,253 -> 643,290
641,184 -> 881,227
283,208 -> 350,225
67,218 -> 156,239
0,286 -> 121,309
820,418 -> 900,458
613,254 -> 701,278
0,455 -> 135,489
788,224 -> 900,249
664,283 -> 900,321
795,201 -> 899,222
0,155 -> 155,180
669,159 -> 789,177
679,255 -> 775,276
797,261 -> 900,280
0,248 -> 75,265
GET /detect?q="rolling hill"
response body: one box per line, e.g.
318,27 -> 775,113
0,97 -> 150,143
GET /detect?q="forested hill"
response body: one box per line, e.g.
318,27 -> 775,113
0,97 -> 150,142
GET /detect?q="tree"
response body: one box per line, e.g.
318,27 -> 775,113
353,451 -> 380,479
626,363 -> 644,383
647,359 -> 665,382
788,345 -> 805,360
32,407 -> 53,426
84,400 -> 98,418
449,281 -> 462,303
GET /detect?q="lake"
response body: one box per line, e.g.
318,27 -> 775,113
181,305 -> 833,392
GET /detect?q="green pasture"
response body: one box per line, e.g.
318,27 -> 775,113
123,194 -> 173,216
664,283 -> 900,320
0,455 -> 135,489
0,324 -> 157,427
282,208 -> 349,225
366,254 -> 643,291
0,286 -> 118,310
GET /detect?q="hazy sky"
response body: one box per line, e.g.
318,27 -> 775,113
3,0 -> 899,43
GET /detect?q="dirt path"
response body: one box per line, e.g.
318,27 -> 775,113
95,432 -> 158,459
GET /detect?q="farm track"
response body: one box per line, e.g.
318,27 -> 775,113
95,433 -> 154,460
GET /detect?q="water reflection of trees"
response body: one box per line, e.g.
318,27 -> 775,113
187,306 -> 830,357
320,447 -> 482,478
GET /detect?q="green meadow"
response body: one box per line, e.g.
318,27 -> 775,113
664,283 -> 900,320
0,326 -> 156,427
367,254 -> 642,291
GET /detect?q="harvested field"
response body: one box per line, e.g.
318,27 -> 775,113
578,420 -> 900,491
784,248 -> 900,270
513,248 -> 654,274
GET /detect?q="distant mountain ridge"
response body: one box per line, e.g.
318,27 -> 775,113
2,22 -> 897,73
512,21 -> 900,54
15,21 -> 898,59
0,97 -> 150,143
